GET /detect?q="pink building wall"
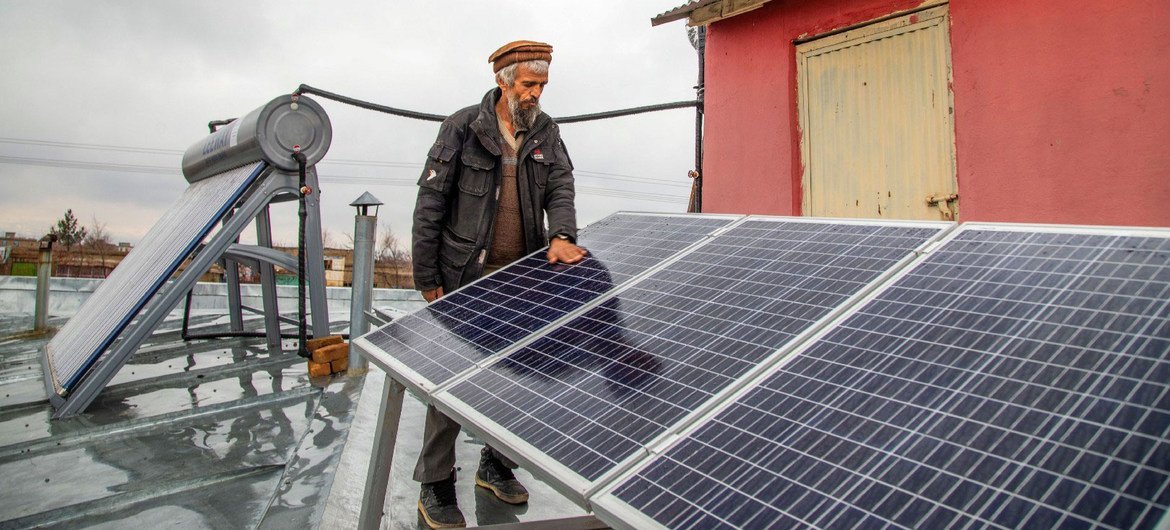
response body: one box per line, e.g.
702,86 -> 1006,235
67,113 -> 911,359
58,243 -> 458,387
701,0 -> 1170,226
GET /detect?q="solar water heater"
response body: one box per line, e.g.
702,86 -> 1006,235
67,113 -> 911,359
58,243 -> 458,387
42,94 -> 333,418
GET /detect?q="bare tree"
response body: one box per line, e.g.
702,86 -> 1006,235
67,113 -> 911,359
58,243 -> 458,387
376,222 -> 412,288
321,228 -> 347,250
83,215 -> 116,277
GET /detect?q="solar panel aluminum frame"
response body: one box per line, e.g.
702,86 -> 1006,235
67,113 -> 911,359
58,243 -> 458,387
42,166 -> 329,418
425,217 -> 955,511
589,221 -> 1170,530
350,212 -> 747,399
349,338 -> 432,397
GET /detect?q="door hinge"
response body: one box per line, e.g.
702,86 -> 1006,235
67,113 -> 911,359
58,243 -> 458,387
926,193 -> 959,220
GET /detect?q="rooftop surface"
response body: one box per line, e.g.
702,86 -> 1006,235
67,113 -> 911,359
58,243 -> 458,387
0,305 -> 589,528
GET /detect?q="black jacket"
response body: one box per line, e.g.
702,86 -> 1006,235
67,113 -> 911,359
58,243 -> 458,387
412,88 -> 578,293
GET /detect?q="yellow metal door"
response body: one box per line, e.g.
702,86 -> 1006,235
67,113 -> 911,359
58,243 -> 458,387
797,5 -> 958,220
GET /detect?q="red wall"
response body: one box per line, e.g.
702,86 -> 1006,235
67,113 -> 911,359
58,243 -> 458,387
702,0 -> 1170,226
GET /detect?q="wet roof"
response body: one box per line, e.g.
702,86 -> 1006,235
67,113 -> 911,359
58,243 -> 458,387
0,312 -> 358,527
0,309 -> 589,528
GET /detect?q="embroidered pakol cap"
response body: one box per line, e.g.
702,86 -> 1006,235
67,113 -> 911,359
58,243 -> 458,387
489,40 -> 553,73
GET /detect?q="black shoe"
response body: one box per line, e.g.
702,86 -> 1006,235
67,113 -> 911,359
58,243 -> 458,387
418,471 -> 465,529
475,446 -> 529,504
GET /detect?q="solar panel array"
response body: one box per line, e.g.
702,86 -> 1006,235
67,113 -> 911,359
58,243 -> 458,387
600,225 -> 1170,530
44,162 -> 267,395
443,219 -> 946,484
361,213 -> 736,391
356,216 -> 1170,530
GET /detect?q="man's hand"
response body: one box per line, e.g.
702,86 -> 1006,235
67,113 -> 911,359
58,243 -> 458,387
547,237 -> 588,265
421,286 -> 445,303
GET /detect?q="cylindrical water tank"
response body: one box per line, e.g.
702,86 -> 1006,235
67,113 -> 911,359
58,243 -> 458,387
181,94 -> 332,183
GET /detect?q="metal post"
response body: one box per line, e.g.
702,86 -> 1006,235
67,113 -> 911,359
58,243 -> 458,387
255,205 -> 283,352
349,192 -> 383,373
34,234 -> 57,332
358,374 -> 405,530
223,210 -> 245,332
693,25 -> 706,213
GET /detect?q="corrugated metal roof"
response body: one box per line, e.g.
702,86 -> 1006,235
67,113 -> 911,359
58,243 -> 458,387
651,0 -> 774,27
651,0 -> 720,26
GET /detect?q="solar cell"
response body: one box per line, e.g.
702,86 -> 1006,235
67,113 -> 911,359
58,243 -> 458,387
443,219 -> 946,486
44,162 -> 267,395
359,213 -> 737,391
604,225 -> 1170,530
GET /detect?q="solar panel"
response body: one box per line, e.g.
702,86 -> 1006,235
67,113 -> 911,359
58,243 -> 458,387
358,213 -> 738,392
598,224 -> 1170,530
439,219 -> 948,492
43,162 -> 266,395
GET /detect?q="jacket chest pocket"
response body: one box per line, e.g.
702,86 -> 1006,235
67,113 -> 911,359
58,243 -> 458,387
459,151 -> 496,196
419,142 -> 457,193
528,145 -> 557,188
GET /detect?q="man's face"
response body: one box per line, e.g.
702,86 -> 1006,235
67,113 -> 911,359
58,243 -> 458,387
499,63 -> 548,129
499,62 -> 548,109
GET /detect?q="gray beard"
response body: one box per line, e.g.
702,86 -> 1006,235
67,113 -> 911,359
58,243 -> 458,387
507,91 -> 540,130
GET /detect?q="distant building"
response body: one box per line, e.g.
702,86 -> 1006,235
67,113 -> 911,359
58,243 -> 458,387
655,0 -> 1169,226
271,246 -> 414,290
0,235 -> 42,276
324,252 -> 348,287
0,235 -> 414,290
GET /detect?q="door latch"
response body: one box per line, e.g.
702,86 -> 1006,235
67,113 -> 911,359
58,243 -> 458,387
926,193 -> 959,220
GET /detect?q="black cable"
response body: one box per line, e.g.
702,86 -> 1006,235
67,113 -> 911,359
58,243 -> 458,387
294,83 -> 698,125
294,151 -> 311,358
181,290 -> 193,340
208,119 -> 236,133
295,84 -> 446,122
555,100 -> 699,124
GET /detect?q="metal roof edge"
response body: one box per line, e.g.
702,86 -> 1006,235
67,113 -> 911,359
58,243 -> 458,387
651,0 -> 772,27
650,0 -> 719,26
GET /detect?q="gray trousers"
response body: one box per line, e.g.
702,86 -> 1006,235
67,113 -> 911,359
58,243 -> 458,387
415,263 -> 518,483
413,404 -> 518,483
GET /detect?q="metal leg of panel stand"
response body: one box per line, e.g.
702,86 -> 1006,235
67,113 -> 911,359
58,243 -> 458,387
303,168 -> 331,337
358,374 -> 405,530
255,206 -> 282,351
224,211 -> 244,332
225,256 -> 244,331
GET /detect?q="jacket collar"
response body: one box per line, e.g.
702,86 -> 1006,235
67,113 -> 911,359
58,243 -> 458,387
470,88 -> 551,156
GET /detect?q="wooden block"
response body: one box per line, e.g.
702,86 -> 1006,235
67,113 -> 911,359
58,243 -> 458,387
330,356 -> 348,373
308,360 -> 332,377
312,342 -> 349,363
307,335 -> 344,352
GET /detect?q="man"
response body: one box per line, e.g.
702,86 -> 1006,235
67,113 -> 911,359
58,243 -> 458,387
410,40 -> 588,529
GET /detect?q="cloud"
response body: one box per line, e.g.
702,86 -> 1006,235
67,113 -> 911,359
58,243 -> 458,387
0,1 -> 701,247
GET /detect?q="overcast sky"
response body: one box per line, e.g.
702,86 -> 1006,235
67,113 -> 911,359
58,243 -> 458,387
0,1 -> 699,249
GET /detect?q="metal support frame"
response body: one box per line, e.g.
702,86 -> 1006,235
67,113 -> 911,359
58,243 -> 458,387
357,373 -> 405,530
50,168 -> 330,418
215,240 -> 312,350
223,209 -> 245,332
255,206 -> 282,350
